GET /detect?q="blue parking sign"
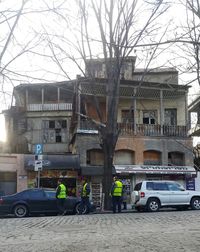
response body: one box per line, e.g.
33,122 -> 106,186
35,144 -> 43,155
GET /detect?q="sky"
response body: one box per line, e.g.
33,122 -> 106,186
0,0 -> 199,144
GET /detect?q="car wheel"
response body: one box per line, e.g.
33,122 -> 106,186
13,204 -> 28,218
191,197 -> 200,210
147,198 -> 160,212
75,203 -> 88,215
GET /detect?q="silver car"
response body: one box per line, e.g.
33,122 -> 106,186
132,180 -> 200,212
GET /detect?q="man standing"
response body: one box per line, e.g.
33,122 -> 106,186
79,178 -> 91,214
111,176 -> 123,213
56,179 -> 67,215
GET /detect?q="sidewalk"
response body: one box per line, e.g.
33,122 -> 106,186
95,204 -> 134,214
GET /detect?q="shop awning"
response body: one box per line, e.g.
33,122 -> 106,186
115,165 -> 197,175
24,154 -> 80,170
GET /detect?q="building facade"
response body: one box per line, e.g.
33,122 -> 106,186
2,59 -> 195,209
70,58 -> 195,207
3,81 -> 80,196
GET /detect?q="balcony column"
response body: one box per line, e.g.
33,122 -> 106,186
25,89 -> 28,109
42,88 -> 44,110
185,91 -> 189,130
76,76 -> 81,129
133,88 -> 137,135
58,87 -> 60,109
160,90 -> 163,135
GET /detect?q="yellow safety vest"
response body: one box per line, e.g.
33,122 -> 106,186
82,183 -> 90,197
113,180 -> 123,196
57,184 -> 67,199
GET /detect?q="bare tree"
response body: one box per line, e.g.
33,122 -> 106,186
43,0 -> 171,209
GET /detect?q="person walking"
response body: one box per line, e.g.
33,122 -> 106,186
79,178 -> 91,214
56,179 -> 67,215
111,176 -> 123,213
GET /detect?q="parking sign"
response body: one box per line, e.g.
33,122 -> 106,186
35,144 -> 43,155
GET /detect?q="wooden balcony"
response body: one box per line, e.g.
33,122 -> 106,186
79,121 -> 188,137
27,103 -> 72,111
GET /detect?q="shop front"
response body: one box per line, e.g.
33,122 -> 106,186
115,164 -> 197,193
24,154 -> 80,196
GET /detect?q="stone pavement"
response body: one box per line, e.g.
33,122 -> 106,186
0,209 -> 200,252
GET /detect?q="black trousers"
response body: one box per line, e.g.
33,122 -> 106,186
112,196 -> 122,213
80,197 -> 91,214
57,198 -> 66,214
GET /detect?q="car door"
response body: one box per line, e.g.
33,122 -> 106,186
43,190 -> 58,213
26,189 -> 48,213
152,182 -> 171,205
166,182 -> 190,205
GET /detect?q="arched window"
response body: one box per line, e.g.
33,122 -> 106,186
143,150 -> 161,165
168,152 -> 184,166
114,150 -> 135,165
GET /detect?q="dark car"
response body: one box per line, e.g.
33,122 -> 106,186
0,188 -> 96,218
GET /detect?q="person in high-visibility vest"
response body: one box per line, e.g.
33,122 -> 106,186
111,176 -> 123,213
56,179 -> 67,215
79,178 -> 91,214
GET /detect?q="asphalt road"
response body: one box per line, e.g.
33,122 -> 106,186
0,209 -> 199,252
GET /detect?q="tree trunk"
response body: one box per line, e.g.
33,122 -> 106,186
102,133 -> 116,210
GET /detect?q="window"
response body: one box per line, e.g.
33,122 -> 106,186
42,120 -> 67,143
87,149 -> 104,165
153,182 -> 168,191
164,109 -> 177,125
121,109 -> 134,123
143,111 -> 156,124
49,121 -> 55,128
28,190 -> 44,199
45,190 -> 56,198
146,182 -> 154,190
167,182 -> 183,191
134,183 -> 142,191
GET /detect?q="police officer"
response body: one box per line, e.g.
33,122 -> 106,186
79,178 -> 91,214
111,176 -> 123,213
56,179 -> 67,215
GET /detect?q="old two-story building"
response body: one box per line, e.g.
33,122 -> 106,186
1,58 -> 196,208
70,57 -> 195,207
2,81 -> 80,196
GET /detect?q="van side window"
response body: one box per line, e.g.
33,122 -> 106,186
153,182 -> 168,191
146,182 -> 154,190
167,183 -> 182,191
134,183 -> 142,191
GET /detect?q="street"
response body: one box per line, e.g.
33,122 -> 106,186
0,210 -> 199,252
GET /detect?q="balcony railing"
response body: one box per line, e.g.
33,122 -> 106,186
27,103 -> 72,111
79,121 -> 188,137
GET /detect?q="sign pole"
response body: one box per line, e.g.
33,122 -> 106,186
34,144 -> 43,189
38,169 -> 40,188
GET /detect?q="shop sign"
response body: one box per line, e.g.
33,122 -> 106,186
141,165 -> 189,171
115,165 -> 196,174
186,178 -> 195,191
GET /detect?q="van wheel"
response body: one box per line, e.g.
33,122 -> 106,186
147,198 -> 160,212
191,197 -> 200,210
13,204 -> 28,218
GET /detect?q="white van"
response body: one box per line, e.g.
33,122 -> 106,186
132,181 -> 200,212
